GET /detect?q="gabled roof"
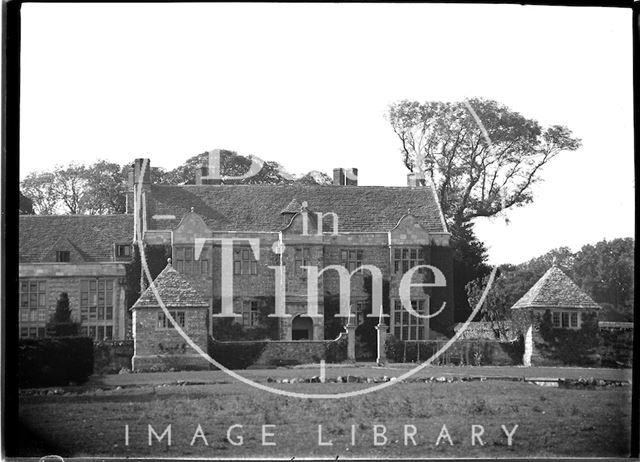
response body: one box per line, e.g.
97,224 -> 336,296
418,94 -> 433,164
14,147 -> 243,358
147,184 -> 448,233
511,266 -> 601,310
132,261 -> 209,309
19,215 -> 134,263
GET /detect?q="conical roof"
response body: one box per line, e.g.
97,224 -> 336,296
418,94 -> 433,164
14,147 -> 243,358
511,265 -> 601,310
132,261 -> 209,309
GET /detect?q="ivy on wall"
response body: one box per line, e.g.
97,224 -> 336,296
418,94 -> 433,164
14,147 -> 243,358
537,309 -> 601,366
211,296 -> 279,340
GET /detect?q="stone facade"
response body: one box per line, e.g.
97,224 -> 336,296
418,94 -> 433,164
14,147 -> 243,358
132,306 -> 209,371
127,157 -> 456,344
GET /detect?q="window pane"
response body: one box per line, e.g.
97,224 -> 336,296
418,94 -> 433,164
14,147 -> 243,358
185,248 -> 193,260
201,260 -> 209,274
97,326 -> 105,340
251,261 -> 258,275
233,261 -> 241,275
242,261 -> 250,274
242,249 -> 249,260
106,307 -> 113,320
89,326 -> 96,338
106,326 -> 113,339
38,281 -> 46,291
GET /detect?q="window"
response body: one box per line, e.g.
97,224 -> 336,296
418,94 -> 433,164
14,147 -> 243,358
233,248 -> 258,275
175,246 -> 210,275
116,244 -> 131,258
20,280 -> 46,308
392,299 -> 428,340
570,312 -> 578,328
294,247 -> 310,274
393,248 -> 425,274
341,249 -> 363,272
240,300 -> 259,328
551,310 -> 580,329
80,278 -> 114,340
56,251 -> 70,262
157,310 -> 186,329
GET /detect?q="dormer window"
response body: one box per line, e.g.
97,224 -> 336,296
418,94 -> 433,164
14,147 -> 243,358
116,244 -> 132,258
56,251 -> 70,262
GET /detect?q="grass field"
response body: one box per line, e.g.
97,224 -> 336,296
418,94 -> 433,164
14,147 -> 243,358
19,373 -> 632,458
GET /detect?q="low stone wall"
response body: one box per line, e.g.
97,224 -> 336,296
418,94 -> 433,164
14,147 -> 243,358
255,341 -> 328,366
386,337 -> 523,366
209,333 -> 348,369
93,340 -> 134,374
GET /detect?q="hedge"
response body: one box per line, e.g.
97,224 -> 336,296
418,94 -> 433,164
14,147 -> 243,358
19,337 -> 94,387
385,336 -> 523,366
208,339 -> 267,369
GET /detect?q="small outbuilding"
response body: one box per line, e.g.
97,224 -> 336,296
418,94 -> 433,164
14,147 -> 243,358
511,265 -> 601,366
131,259 -> 210,371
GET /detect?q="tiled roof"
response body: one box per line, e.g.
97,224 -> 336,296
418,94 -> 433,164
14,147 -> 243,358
132,262 -> 209,309
511,266 -> 601,310
281,198 -> 303,214
148,184 -> 448,233
19,215 -> 134,263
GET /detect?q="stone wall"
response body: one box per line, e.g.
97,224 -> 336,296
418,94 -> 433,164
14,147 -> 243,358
254,341 -> 329,366
132,306 -> 209,371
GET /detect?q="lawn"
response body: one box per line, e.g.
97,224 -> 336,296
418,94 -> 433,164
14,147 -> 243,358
18,376 -> 632,458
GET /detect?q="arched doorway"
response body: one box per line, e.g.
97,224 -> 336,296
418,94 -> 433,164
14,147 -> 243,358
291,315 -> 314,340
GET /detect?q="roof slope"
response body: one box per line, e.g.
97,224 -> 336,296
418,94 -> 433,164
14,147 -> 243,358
511,266 -> 601,310
132,262 -> 209,309
19,215 -> 134,263
148,184 -> 448,233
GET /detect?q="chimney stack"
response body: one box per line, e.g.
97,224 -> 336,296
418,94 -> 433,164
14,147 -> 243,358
195,165 -> 222,185
332,168 -> 358,186
407,172 -> 426,187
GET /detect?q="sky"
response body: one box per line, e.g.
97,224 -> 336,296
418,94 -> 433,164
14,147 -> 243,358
19,3 -> 634,265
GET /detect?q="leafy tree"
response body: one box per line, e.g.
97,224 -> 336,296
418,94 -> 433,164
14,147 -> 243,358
162,150 -> 295,185
386,98 -> 582,228
46,292 -> 80,337
81,160 -> 127,214
21,171 -> 60,214
296,171 -> 332,185
52,163 -> 88,214
572,238 -> 634,320
19,191 -> 34,214
451,222 -> 491,322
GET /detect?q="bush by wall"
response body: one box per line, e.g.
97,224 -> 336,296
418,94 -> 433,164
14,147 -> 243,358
325,333 -> 348,363
208,338 -> 268,369
385,335 -> 523,366
19,337 -> 94,387
94,340 -> 134,374
208,334 -> 349,369
599,328 -> 633,368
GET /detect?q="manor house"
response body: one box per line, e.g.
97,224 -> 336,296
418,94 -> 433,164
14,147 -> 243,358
18,158 -> 455,341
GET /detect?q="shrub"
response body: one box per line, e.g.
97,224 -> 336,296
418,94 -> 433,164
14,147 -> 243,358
208,338 -> 267,369
325,334 -> 348,363
19,337 -> 94,387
